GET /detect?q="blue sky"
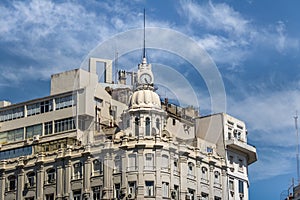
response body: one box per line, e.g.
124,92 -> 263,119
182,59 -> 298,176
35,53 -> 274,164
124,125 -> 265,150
1,0 -> 300,199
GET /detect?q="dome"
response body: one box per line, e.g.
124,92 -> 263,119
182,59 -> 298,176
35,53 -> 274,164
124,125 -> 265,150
129,89 -> 161,109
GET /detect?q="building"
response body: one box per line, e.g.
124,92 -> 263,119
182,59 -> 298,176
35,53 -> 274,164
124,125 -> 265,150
0,54 -> 257,200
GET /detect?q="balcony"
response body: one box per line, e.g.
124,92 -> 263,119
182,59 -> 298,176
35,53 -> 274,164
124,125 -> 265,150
225,138 -> 257,164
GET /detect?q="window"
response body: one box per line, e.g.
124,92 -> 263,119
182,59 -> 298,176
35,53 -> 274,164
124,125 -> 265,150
0,146 -> 32,160
6,128 -> 24,142
162,182 -> 169,198
47,168 -> 55,184
73,190 -> 81,200
229,155 -> 234,164
114,156 -> 122,173
27,103 -> 41,116
172,185 -> 179,200
188,162 -> 195,178
229,179 -> 234,191
8,175 -> 16,191
145,181 -> 154,196
238,159 -> 244,171
128,154 -> 137,171
54,118 -> 76,133
92,186 -> 101,200
201,167 -> 208,181
156,118 -> 160,129
201,193 -> 209,200
55,95 -> 74,110
238,180 -> 244,194
135,117 -> 139,136
27,172 -> 35,187
25,197 -> 34,200
128,181 -> 136,197
26,124 -> 42,139
207,147 -> 213,154
0,106 -> 24,122
214,171 -> 221,184
172,118 -> 176,125
188,188 -> 195,200
145,153 -> 154,170
45,194 -> 54,200
73,162 -> 82,179
40,100 -> 53,113
114,183 -> 121,199
215,197 -> 221,200
93,159 -> 102,175
161,155 -> 169,170
44,121 -> 53,135
145,117 -> 151,136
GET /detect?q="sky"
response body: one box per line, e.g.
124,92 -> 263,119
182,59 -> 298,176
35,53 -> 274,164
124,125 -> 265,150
1,0 -> 300,199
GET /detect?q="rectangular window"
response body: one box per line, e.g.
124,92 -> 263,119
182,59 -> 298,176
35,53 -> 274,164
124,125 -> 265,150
145,181 -> 154,197
0,106 -> 24,122
54,118 -> 76,133
207,147 -> 213,154
44,121 -> 53,135
162,182 -> 169,198
201,193 -> 209,200
128,154 -> 137,171
73,163 -> 82,179
229,179 -> 234,191
161,155 -> 169,170
188,188 -> 195,200
45,194 -> 54,200
73,190 -> 81,200
114,183 -> 121,199
26,124 -> 42,139
128,181 -> 136,197
238,180 -> 244,194
238,159 -> 244,171
0,132 -> 7,144
27,103 -> 41,116
55,95 -> 75,110
114,156 -> 121,173
93,159 -> 102,176
6,128 -> 24,142
92,187 -> 101,200
145,153 -> 154,170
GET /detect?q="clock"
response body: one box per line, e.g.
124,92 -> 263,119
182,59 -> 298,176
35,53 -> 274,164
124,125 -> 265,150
139,73 -> 152,84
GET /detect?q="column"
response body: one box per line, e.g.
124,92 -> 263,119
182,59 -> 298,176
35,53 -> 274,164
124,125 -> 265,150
179,155 -> 187,200
83,155 -> 91,200
36,162 -> 44,200
155,149 -> 162,200
221,167 -> 228,200
209,165 -> 215,200
136,148 -> 144,200
103,151 -> 113,199
56,159 -> 64,200
64,158 -> 72,199
0,165 -> 5,200
16,166 -> 24,200
196,160 -> 201,199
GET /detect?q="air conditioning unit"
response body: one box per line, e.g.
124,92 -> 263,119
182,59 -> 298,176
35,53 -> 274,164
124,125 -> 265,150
127,193 -> 133,199
171,190 -> 177,199
33,135 -> 40,142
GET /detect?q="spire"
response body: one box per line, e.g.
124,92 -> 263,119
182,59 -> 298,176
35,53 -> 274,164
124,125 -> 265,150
142,8 -> 147,64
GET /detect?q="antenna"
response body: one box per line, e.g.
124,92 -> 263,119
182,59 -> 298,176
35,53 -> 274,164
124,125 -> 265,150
295,111 -> 300,185
143,8 -> 146,59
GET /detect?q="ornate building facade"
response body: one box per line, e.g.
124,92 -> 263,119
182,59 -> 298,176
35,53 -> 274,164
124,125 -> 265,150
0,55 -> 257,200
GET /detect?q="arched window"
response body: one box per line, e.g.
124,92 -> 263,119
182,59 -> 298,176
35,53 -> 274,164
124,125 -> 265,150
135,117 -> 139,136
188,162 -> 194,176
8,175 -> 16,191
201,167 -> 208,180
214,171 -> 221,184
27,172 -> 35,187
46,168 -> 56,183
145,117 -> 151,136
156,118 -> 160,129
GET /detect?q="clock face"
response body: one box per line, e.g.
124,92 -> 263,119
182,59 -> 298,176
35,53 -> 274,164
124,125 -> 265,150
140,73 -> 152,84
